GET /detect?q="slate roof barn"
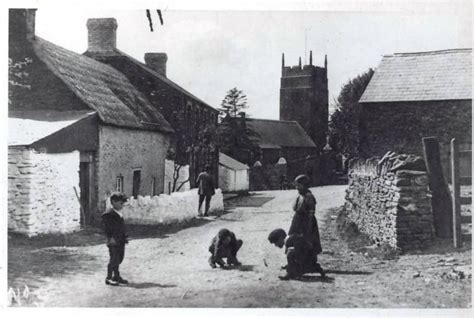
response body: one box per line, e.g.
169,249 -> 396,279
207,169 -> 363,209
358,48 -> 472,179
360,49 -> 472,103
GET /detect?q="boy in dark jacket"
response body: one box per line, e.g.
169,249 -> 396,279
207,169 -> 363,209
102,192 -> 129,286
268,228 -> 325,280
208,228 -> 243,268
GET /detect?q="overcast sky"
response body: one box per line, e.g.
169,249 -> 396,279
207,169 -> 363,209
35,7 -> 471,119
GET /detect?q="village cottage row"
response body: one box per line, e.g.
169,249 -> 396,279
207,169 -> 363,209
8,9 -> 222,235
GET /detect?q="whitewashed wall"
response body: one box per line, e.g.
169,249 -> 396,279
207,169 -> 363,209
8,147 -> 81,236
163,159 -> 190,194
219,166 -> 249,192
106,189 -> 224,225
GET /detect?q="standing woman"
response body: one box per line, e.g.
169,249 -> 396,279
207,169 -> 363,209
289,174 -> 325,276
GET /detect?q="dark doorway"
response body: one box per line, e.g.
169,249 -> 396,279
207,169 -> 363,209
79,162 -> 90,225
132,170 -> 141,198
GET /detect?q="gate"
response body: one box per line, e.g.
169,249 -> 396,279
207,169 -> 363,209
450,138 -> 472,248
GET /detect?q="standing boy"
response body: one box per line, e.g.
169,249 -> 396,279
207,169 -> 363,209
102,192 -> 129,286
196,165 -> 215,216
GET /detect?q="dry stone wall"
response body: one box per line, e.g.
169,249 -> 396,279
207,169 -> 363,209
8,146 -> 81,236
344,152 -> 434,251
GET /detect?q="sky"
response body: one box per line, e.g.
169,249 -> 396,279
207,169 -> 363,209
30,5 -> 471,120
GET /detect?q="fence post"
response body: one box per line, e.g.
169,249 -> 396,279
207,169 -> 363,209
451,138 -> 462,248
422,137 -> 453,238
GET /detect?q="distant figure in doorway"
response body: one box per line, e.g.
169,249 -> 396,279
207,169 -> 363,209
208,228 -> 243,269
196,164 -> 215,216
102,192 -> 129,286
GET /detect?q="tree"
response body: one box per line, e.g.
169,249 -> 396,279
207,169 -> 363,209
167,115 -> 217,192
328,68 -> 374,158
216,115 -> 260,165
218,87 -> 249,119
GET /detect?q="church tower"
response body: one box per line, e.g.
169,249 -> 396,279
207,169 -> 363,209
279,51 -> 329,153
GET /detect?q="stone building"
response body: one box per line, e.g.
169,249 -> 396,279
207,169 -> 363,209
359,49 -> 472,178
83,18 -> 219,188
280,51 -> 329,155
9,9 -> 174,229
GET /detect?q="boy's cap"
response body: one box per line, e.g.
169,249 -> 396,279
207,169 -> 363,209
110,192 -> 128,202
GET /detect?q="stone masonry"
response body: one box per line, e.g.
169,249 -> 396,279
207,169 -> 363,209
344,152 -> 434,251
8,146 -> 81,236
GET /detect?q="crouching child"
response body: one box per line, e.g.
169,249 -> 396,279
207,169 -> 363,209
209,229 -> 243,268
268,228 -> 325,280
102,192 -> 129,286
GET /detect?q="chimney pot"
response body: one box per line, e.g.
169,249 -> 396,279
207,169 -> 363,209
144,53 -> 168,77
86,18 -> 117,52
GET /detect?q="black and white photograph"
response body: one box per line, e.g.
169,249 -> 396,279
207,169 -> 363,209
3,0 -> 472,314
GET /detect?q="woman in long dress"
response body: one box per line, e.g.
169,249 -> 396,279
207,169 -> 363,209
288,174 -> 325,276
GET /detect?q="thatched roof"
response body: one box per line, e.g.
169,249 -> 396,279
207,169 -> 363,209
33,37 -> 174,133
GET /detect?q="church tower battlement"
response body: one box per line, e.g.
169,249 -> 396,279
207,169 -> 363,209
280,51 -> 329,152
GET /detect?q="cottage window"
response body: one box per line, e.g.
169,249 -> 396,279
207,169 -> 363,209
116,175 -> 124,193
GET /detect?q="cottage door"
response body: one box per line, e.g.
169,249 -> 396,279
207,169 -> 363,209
79,162 -> 90,225
132,170 -> 141,198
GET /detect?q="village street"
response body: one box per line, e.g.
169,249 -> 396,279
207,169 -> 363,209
8,185 -> 471,308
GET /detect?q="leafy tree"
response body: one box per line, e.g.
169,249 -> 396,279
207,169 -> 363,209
328,68 -> 374,158
216,115 -> 260,165
218,87 -> 249,119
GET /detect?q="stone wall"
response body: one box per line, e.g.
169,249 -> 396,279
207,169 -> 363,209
359,100 -> 472,177
97,125 -> 170,213
8,146 -> 81,236
106,189 -> 224,225
344,152 -> 434,251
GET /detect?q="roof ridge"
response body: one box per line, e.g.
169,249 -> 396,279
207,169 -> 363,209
383,48 -> 472,57
111,48 -> 218,112
246,118 -> 298,124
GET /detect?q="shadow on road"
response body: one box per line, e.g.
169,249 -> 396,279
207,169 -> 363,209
234,265 -> 255,272
225,196 -> 275,208
297,275 -> 335,283
127,282 -> 177,289
325,269 -> 372,275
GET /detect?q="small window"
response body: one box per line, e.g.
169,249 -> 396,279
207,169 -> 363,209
116,175 -> 124,193
132,170 -> 141,198
151,176 -> 157,196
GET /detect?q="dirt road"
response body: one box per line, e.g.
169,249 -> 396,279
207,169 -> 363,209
8,185 -> 472,307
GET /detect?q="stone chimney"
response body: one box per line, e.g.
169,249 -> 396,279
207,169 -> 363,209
9,9 -> 37,44
144,53 -> 168,77
86,18 -> 117,52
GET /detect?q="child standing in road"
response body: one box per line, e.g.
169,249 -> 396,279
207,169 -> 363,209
102,192 -> 129,286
